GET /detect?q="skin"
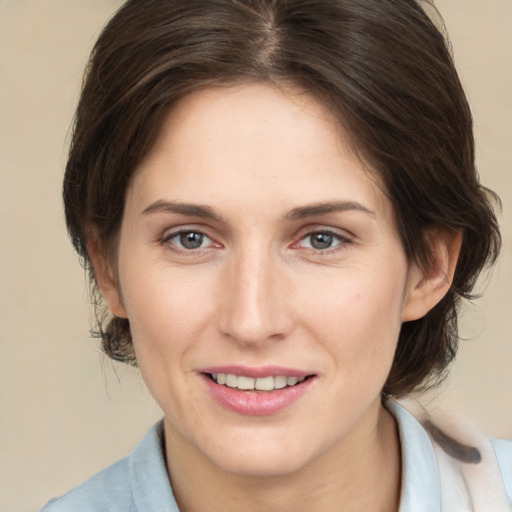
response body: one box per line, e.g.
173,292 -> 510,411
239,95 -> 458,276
91,83 -> 460,512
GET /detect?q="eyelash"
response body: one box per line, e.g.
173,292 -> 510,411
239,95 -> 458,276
294,229 -> 351,253
160,228 -> 352,255
161,229 -> 218,254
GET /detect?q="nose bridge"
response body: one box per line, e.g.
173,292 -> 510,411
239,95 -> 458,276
217,241 -> 290,345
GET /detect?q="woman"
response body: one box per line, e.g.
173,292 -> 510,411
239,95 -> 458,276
41,0 -> 511,510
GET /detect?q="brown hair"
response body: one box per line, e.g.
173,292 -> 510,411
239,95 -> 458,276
64,0 -> 501,396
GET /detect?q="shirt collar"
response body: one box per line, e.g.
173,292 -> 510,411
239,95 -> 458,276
129,421 -> 180,511
387,400 -> 442,512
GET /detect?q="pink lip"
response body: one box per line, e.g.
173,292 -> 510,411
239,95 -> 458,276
200,370 -> 316,417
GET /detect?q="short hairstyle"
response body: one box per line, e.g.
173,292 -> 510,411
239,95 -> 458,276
64,0 -> 501,397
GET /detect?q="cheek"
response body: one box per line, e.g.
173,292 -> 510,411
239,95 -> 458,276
300,266 -> 406,367
118,263 -> 218,361
118,268 -> 216,415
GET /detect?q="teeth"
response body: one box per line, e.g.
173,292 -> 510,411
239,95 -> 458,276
225,374 -> 238,388
286,376 -> 298,386
211,373 -> 307,391
274,376 -> 287,389
255,376 -> 274,391
237,376 -> 255,390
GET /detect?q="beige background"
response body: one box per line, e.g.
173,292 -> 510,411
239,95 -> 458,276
0,1 -> 510,510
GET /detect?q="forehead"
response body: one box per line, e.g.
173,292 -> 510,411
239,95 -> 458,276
128,83 -> 393,226
142,82 -> 350,172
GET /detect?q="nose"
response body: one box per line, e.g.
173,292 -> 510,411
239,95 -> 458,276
216,246 -> 293,347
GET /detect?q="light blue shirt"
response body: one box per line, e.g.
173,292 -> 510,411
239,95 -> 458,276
40,402 -> 512,511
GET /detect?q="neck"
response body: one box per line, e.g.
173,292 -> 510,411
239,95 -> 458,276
164,403 -> 401,512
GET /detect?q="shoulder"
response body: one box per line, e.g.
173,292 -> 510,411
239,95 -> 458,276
387,399 -> 512,511
39,421 -> 179,512
39,456 -> 133,512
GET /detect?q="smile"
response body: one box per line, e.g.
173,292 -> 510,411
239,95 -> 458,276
210,373 -> 307,392
201,369 -> 316,416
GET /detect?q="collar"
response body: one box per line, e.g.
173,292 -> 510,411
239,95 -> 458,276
386,400 -> 442,512
129,421 -> 180,511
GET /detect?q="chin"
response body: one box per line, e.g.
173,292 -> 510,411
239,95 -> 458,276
215,449 -> 311,477
200,428 -> 323,477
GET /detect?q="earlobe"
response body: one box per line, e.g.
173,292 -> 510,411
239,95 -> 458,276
87,240 -> 128,319
402,229 -> 462,322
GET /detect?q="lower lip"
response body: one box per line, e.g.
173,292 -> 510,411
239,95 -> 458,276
202,374 -> 315,416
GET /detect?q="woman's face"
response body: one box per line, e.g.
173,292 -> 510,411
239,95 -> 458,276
108,83 -> 420,476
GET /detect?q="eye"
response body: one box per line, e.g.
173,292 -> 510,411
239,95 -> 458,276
163,230 -> 215,251
298,230 -> 347,250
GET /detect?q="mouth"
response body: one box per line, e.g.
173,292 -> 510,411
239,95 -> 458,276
206,373 -> 311,392
201,369 -> 316,416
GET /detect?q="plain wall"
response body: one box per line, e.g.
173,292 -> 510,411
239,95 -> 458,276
0,1 -> 510,511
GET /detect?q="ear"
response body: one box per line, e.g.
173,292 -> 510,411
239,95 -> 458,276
402,229 -> 462,322
87,239 -> 128,319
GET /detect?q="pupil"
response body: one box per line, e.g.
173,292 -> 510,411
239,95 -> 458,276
311,233 -> 333,249
180,232 -> 203,249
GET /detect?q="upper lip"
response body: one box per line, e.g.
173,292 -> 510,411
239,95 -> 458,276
199,365 -> 313,378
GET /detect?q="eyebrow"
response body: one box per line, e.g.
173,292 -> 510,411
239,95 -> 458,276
284,201 -> 375,221
141,199 -> 374,223
141,200 -> 224,222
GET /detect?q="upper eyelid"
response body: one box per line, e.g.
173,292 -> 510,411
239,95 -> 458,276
294,225 -> 354,241
161,228 -> 207,244
298,230 -> 350,245
303,228 -> 348,237
161,224 -> 214,238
